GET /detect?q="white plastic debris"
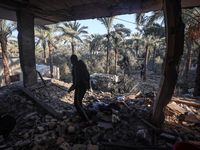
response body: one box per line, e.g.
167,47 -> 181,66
112,114 -> 120,123
92,102 -> 109,109
171,101 -> 176,104
187,112 -> 194,115
183,105 -> 191,111
136,129 -> 146,140
117,96 -> 125,101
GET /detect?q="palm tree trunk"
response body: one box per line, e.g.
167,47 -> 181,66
183,40 -> 193,93
136,46 -> 139,57
153,46 -> 156,72
43,45 -> 47,64
0,36 -> 10,85
143,45 -> 150,81
71,41 -> 75,54
194,46 -> 200,96
106,34 -> 110,74
48,40 -> 53,78
180,56 -> 187,76
115,47 -> 118,74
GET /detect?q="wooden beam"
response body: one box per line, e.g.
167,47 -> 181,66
101,142 -> 172,150
151,0 -> 184,127
21,87 -> 58,117
17,10 -> 37,88
171,97 -> 200,107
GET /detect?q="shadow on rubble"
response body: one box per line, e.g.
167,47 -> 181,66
0,79 -> 200,150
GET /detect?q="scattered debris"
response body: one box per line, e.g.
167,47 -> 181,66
0,79 -> 200,150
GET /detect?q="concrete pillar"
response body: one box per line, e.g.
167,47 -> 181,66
16,11 -> 37,88
151,0 -> 184,127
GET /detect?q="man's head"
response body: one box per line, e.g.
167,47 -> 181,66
70,54 -> 78,65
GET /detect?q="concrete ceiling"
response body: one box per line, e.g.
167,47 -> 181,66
0,0 -> 200,25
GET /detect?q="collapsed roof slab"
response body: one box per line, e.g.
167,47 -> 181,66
0,0 -> 199,25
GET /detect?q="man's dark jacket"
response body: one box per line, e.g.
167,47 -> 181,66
69,60 -> 90,92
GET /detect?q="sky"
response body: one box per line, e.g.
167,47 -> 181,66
77,14 -> 137,35
12,14 -> 138,37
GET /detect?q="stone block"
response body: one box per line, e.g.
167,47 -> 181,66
87,144 -> 98,150
49,122 -> 56,130
56,137 -> 64,145
72,144 -> 87,150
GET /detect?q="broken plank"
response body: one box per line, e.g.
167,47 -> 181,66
167,103 -> 187,115
101,142 -> 171,150
140,118 -> 160,131
171,98 -> 200,108
91,96 -> 100,102
184,114 -> 200,124
135,91 -> 141,98
21,87 -> 58,117
122,102 -> 131,110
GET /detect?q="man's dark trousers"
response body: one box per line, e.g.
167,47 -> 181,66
74,88 -> 89,121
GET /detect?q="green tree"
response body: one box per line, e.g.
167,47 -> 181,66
143,23 -> 165,38
111,24 -> 131,74
0,20 -> 16,85
194,43 -> 200,96
97,16 -> 116,74
7,40 -> 18,57
84,34 -> 104,54
125,32 -> 143,57
45,24 -> 60,78
59,21 -> 88,54
142,23 -> 165,74
182,7 -> 200,95
35,27 -> 48,64
136,11 -> 164,27
142,35 -> 161,81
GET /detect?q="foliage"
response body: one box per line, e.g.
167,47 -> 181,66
84,34 -> 104,53
59,21 -> 88,54
135,11 -> 164,27
143,23 -> 165,38
0,20 -> 17,85
183,8 -> 200,40
154,56 -> 163,74
97,16 -> 116,74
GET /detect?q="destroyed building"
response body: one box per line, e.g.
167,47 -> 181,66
0,0 -> 200,150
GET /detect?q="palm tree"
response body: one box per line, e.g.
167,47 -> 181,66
182,7 -> 200,95
0,20 -> 16,85
143,23 -> 165,75
143,23 -> 165,38
84,34 -> 104,54
126,32 -> 143,57
45,24 -> 60,78
194,43 -> 200,96
59,21 -> 88,54
7,40 -> 18,57
97,16 -> 116,74
136,11 -> 164,27
111,24 -> 131,74
35,27 -> 48,64
142,35 -> 161,81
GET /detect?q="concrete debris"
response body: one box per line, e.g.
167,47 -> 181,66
111,114 -> 120,123
90,73 -> 120,92
136,129 -> 146,141
0,79 -> 200,150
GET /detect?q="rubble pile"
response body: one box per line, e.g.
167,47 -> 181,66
90,73 -> 120,92
0,79 -> 200,150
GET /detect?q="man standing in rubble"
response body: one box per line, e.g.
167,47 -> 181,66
68,54 -> 90,126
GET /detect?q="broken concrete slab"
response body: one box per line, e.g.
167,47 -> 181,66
97,121 -> 113,130
72,144 -> 87,150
